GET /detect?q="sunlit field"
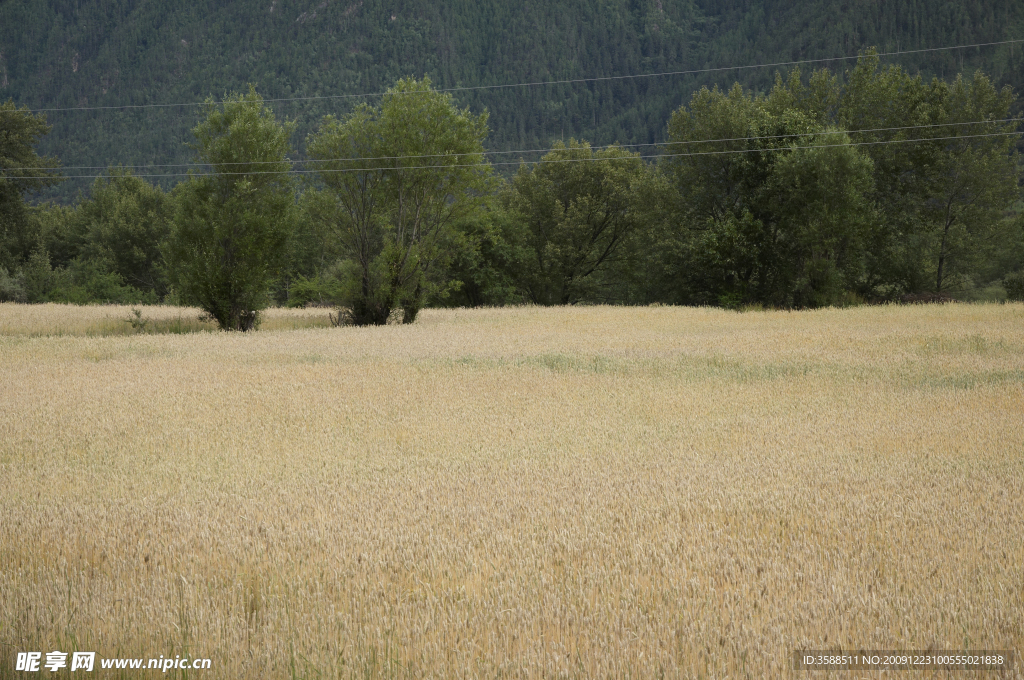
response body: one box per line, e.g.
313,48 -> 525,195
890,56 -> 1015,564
0,303 -> 335,337
1,302 -> 1022,678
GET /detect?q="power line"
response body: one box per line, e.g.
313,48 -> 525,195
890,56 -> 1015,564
7,39 -> 1023,115
6,117 -> 1022,172
11,130 -> 1021,180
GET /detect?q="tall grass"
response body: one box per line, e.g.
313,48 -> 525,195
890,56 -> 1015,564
1,303 -> 1022,678
0,303 -> 334,337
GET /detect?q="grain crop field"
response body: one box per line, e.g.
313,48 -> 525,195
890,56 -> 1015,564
1,302 -> 1022,678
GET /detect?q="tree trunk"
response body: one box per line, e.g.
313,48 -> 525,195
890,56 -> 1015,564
402,283 -> 423,324
936,210 -> 954,293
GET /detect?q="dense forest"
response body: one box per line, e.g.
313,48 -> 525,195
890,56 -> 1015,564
2,0 -> 1024,198
1,1 -> 1023,320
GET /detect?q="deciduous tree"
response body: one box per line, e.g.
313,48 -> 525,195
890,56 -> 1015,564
74,168 -> 172,298
305,77 -> 492,325
0,100 -> 61,270
840,53 -> 1020,295
164,87 -> 295,331
660,82 -> 874,307
507,140 -> 647,305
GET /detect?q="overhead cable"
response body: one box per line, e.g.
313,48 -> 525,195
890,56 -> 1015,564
6,39 -> 1022,114
6,116 -> 1022,172
11,130 -> 1021,180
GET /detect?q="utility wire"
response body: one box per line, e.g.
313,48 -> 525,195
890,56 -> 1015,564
6,38 -> 1023,114
11,130 -> 1022,180
6,116 -> 1022,172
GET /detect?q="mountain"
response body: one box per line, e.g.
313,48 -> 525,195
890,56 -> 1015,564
2,0 -> 1023,200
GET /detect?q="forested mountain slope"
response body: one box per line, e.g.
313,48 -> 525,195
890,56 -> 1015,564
2,0 -> 1023,200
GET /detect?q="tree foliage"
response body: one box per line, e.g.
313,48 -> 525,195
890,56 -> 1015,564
0,100 -> 62,270
73,169 -> 172,296
164,87 -> 295,331
656,80 -> 875,307
305,77 -> 492,324
4,0 -> 1021,204
3,57 -> 1022,313
507,140 -> 648,305
840,54 -> 1020,296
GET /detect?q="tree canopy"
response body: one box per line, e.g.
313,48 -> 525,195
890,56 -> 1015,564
2,58 -> 1022,317
305,77 -> 492,324
2,0 -> 1021,203
0,101 -> 62,271
164,87 -> 295,331
507,140 -> 649,305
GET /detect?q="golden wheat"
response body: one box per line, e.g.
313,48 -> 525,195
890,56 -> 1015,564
0,303 -> 334,337
1,303 -> 1022,678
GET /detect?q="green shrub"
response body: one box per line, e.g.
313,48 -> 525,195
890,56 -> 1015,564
48,258 -> 155,304
19,248 -> 153,304
0,266 -> 26,302
287,274 -> 342,308
164,88 -> 295,331
1004,271 -> 1024,302
21,248 -> 58,303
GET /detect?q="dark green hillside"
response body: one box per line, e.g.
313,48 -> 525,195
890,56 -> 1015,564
698,0 -> 1024,90
1,0 -> 1022,201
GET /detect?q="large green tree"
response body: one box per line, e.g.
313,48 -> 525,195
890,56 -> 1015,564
839,53 -> 1020,295
658,81 -> 875,307
0,100 -> 61,271
507,140 -> 648,305
73,169 -> 173,298
440,204 -> 533,308
305,77 -> 492,325
164,88 -> 295,331
6,0 -> 1024,207
920,74 -> 1018,293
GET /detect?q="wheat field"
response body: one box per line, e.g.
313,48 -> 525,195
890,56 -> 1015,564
1,302 -> 1022,678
